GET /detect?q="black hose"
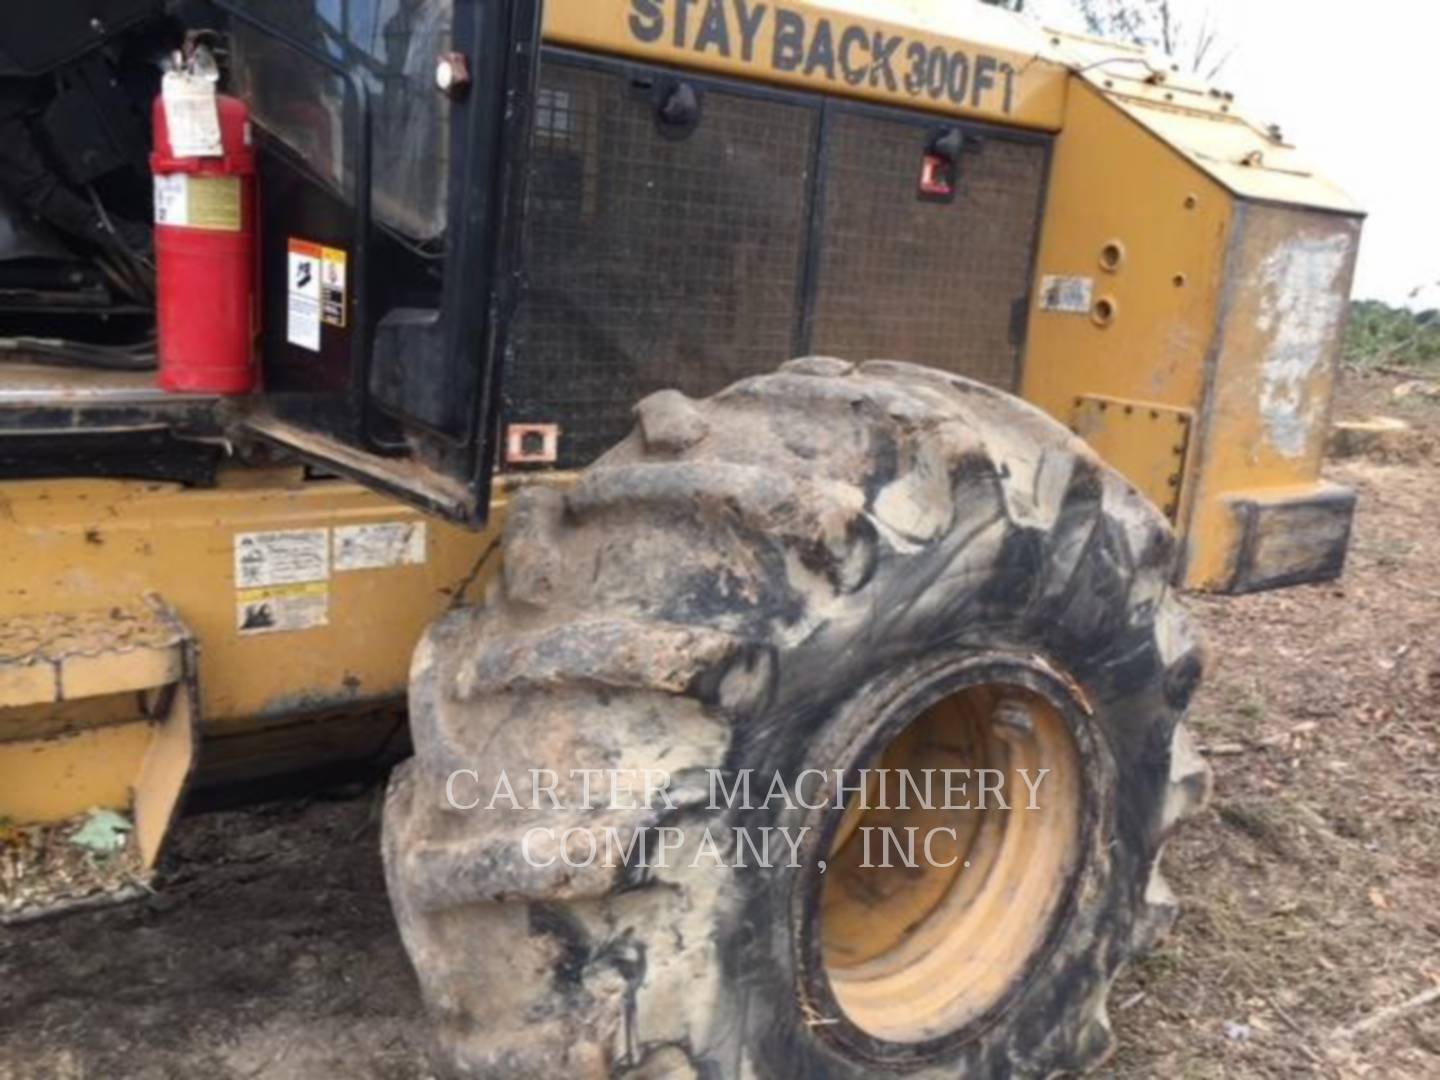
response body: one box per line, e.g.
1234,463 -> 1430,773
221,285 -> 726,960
0,335 -> 157,371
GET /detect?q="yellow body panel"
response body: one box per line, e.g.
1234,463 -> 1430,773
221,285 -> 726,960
1018,77 -> 1360,590
0,469 -> 508,912
1071,396 -> 1193,522
542,0 -> 1069,129
0,601 -> 196,917
548,2 -> 1363,591
0,721 -> 153,822
0,682 -> 193,866
1183,206 -> 1361,587
1020,79 -> 1233,537
0,611 -> 183,708
0,470 -> 504,738
1079,68 -> 1361,215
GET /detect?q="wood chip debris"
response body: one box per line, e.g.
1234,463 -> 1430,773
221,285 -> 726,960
0,808 -> 148,920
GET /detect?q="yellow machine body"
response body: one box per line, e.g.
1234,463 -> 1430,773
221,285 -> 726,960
0,468 -> 505,916
541,0 -> 1364,592
1,1 -> 1362,909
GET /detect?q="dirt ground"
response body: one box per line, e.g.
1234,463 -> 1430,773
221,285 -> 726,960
1109,368 -> 1440,1079
2,368 -> 1436,1080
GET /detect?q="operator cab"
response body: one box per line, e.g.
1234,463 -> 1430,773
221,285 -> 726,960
0,0 -> 541,518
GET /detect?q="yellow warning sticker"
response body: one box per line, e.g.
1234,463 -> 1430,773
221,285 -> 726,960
320,246 -> 347,327
185,175 -> 242,231
236,582 -> 329,635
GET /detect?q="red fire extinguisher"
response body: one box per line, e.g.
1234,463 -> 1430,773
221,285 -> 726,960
151,87 -> 257,394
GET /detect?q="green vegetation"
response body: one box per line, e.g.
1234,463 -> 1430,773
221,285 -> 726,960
1345,299 -> 1440,370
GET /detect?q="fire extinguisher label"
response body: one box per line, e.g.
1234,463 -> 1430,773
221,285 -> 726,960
161,70 -> 224,158
186,177 -> 241,230
153,174 -> 240,231
154,174 -> 188,226
287,239 -> 324,351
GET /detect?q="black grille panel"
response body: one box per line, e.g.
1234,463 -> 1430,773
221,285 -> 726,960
504,57 -> 1051,471
809,112 -> 1047,391
506,63 -> 816,467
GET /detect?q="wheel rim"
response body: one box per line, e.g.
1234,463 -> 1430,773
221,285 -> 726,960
817,679 -> 1085,1045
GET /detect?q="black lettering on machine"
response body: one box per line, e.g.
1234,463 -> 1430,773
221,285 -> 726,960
624,0 -> 1017,114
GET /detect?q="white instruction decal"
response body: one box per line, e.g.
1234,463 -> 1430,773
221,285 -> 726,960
234,528 -> 330,588
286,238 -> 323,352
153,173 -> 188,226
161,71 -> 223,157
237,583 -> 329,635
1039,275 -> 1095,314
334,522 -> 427,571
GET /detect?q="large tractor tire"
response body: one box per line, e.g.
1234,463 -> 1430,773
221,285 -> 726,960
383,358 -> 1210,1078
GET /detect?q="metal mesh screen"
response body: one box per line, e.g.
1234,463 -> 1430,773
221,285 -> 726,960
809,112 -> 1048,391
505,64 -> 816,467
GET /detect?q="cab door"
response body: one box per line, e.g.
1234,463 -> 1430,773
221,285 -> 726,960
218,0 -> 541,523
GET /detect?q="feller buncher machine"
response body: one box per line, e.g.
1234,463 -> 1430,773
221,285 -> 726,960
2,0 -> 1361,1075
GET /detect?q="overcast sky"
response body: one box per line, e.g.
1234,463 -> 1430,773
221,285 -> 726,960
1023,0 -> 1437,309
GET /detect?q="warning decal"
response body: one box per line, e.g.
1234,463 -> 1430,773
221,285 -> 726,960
237,582 -> 329,635
234,529 -> 330,635
334,522 -> 427,571
234,528 -> 329,588
1039,275 -> 1095,315
320,246 -> 347,327
287,238 -> 323,351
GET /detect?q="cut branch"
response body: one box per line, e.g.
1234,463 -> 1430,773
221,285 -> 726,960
1330,986 -> 1440,1043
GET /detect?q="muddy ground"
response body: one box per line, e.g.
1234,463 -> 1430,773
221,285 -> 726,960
2,368 -> 1436,1080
